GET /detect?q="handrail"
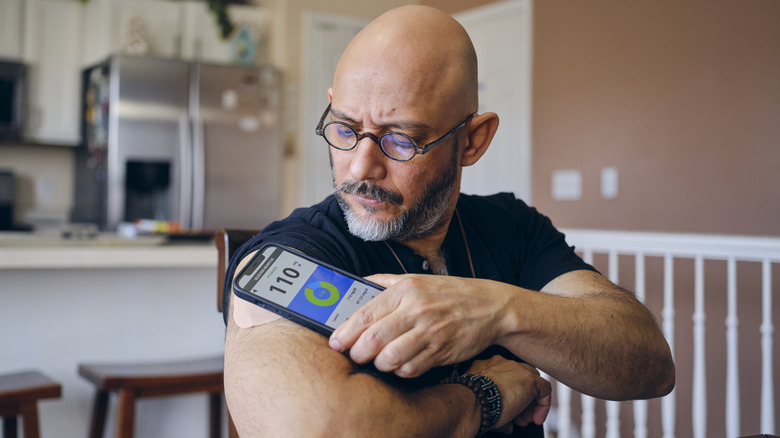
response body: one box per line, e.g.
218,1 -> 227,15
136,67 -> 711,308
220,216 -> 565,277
553,229 -> 779,438
562,229 -> 780,261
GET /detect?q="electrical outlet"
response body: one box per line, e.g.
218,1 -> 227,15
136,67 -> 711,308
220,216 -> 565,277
37,178 -> 55,203
601,167 -> 618,199
551,169 -> 582,201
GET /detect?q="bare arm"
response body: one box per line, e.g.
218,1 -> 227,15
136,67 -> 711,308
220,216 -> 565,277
330,270 -> 674,401
224,291 -> 550,437
501,269 -> 675,400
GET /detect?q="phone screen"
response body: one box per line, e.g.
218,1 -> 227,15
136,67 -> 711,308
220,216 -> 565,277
235,245 -> 383,332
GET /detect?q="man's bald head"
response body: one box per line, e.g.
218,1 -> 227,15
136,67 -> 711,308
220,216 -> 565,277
331,5 -> 478,122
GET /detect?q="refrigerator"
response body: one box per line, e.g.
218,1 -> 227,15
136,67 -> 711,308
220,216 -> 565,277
73,55 -> 283,232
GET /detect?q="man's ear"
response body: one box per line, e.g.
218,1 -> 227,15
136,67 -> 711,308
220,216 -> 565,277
327,88 -> 333,102
460,112 -> 499,167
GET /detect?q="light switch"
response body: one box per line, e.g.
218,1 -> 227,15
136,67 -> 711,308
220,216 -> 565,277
551,169 -> 582,201
601,167 -> 618,199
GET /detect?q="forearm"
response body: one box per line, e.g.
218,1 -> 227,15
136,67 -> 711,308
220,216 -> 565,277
225,317 -> 482,438
496,272 -> 675,400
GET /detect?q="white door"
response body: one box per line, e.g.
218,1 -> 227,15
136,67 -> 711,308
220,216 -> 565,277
456,0 -> 533,203
300,12 -> 368,207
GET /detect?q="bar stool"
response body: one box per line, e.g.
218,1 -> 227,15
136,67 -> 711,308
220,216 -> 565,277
78,356 -> 224,438
215,228 -> 258,438
77,229 -> 257,438
0,370 -> 62,438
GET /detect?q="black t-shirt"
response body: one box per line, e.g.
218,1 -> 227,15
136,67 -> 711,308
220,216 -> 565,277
223,192 -> 595,437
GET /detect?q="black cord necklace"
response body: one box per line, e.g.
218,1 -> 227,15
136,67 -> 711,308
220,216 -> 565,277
383,208 -> 475,278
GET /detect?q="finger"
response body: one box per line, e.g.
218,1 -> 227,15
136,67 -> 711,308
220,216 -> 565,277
329,290 -> 399,352
372,329 -> 429,373
532,381 -> 552,425
348,307 -> 417,365
391,335 -> 453,378
514,376 -> 552,427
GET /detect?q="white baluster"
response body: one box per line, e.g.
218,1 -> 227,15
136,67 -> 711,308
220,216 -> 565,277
556,381 -> 571,438
580,248 -> 595,438
583,248 -> 593,265
606,401 -> 620,438
761,259 -> 775,434
726,257 -> 740,437
634,253 -> 648,438
605,250 -> 620,438
634,400 -> 648,438
692,255 -> 707,438
581,394 -> 596,438
662,254 -> 677,438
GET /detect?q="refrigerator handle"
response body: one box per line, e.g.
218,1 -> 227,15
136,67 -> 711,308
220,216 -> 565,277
178,115 -> 193,229
191,116 -> 206,230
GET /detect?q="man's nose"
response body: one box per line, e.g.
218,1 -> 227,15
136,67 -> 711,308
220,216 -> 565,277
348,136 -> 387,181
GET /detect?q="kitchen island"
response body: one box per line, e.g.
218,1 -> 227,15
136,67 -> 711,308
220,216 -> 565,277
0,234 -> 226,438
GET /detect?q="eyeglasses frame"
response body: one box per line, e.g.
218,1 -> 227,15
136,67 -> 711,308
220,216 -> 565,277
315,103 -> 476,162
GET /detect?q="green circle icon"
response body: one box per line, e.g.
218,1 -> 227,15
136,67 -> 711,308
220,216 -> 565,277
304,281 -> 340,306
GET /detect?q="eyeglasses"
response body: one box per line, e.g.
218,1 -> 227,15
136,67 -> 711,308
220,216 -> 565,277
315,103 -> 475,161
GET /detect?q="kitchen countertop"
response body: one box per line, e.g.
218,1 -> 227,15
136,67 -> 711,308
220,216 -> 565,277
0,232 -> 217,269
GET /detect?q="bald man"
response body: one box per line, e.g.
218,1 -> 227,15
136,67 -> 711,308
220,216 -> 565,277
223,6 -> 674,437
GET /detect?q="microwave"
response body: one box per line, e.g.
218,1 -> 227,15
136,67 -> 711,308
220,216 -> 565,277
0,60 -> 27,142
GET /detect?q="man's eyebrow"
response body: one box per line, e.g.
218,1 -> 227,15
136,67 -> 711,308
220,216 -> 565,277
330,107 -> 431,132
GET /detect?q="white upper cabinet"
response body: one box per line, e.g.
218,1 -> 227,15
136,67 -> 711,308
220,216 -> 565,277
0,0 -> 24,60
23,0 -> 83,145
180,2 -> 268,64
82,0 -> 268,66
17,0 -> 269,146
82,0 -> 182,66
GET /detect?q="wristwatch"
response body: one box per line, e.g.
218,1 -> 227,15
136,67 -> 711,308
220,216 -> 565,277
440,373 -> 503,435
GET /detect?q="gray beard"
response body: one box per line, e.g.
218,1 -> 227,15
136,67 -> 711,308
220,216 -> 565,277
330,145 -> 459,242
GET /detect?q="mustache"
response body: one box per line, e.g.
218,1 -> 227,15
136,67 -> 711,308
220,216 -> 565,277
339,180 -> 403,206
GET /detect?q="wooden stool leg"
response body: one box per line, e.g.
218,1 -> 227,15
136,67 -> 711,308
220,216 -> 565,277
20,402 -> 40,438
88,390 -> 109,438
208,392 -> 221,438
116,389 -> 136,438
3,415 -> 18,438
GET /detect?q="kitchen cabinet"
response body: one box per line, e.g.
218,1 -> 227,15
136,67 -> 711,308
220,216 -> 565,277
82,0 -> 268,67
82,0 -> 182,66
0,242 -> 222,438
180,2 -> 269,64
23,0 -> 83,145
0,0 -> 23,60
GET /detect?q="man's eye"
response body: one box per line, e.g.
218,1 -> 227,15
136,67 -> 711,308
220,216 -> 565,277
334,125 -> 354,138
386,133 -> 415,149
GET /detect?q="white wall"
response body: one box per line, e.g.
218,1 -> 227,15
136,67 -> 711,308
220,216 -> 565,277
1,265 -> 225,437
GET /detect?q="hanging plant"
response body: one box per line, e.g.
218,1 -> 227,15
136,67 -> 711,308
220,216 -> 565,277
206,0 -> 233,39
79,0 -> 245,41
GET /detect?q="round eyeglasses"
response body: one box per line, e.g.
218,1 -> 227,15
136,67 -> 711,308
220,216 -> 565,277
315,103 -> 475,161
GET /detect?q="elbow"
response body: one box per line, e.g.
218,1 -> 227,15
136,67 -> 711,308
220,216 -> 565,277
654,355 -> 676,398
611,346 -> 675,401
634,350 -> 675,400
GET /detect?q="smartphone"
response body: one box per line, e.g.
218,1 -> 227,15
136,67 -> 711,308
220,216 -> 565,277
232,243 -> 385,336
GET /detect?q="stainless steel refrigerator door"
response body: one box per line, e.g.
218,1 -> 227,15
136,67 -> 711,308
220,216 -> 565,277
108,56 -> 190,230
190,63 -> 283,230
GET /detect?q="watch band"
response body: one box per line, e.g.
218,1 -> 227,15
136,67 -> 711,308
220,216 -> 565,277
440,373 -> 503,435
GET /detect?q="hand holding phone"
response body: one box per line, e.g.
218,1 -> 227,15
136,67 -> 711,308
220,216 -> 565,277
233,244 -> 384,336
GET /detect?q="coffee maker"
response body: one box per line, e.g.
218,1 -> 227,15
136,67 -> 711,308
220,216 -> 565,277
0,170 -> 14,230
0,170 -> 29,231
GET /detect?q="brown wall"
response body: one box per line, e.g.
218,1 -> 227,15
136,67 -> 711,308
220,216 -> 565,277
430,0 -> 780,436
532,2 -> 780,437
532,0 -> 780,236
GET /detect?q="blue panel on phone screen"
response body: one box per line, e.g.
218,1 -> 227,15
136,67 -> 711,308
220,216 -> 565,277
287,265 -> 352,324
